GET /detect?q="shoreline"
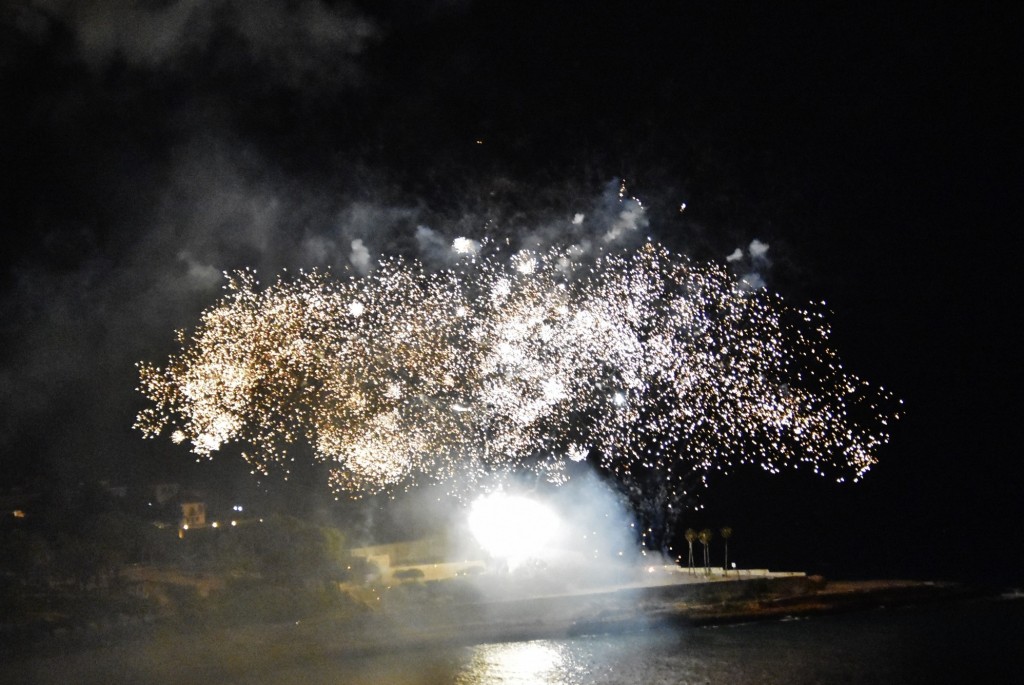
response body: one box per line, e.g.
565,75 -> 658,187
338,576 -> 985,653
3,576 -> 1000,684
654,578 -> 984,627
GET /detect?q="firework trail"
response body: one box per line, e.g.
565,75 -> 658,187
136,241 -> 900,510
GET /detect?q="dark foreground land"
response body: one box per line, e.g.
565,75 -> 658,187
3,574 -> 992,685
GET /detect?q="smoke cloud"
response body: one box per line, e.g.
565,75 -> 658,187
726,238 -> 772,291
414,225 -> 455,267
23,0 -> 377,84
0,1 -> 798,495
349,239 -> 371,275
748,238 -> 770,261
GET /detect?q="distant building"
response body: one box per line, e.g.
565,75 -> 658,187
180,501 -> 206,529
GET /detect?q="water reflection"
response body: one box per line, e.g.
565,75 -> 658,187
455,640 -> 585,684
140,599 -> 1023,685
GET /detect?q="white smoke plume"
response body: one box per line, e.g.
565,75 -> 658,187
748,238 -> 770,262
415,225 -> 456,266
176,251 -> 221,291
349,239 -> 371,275
726,238 -> 771,290
738,272 -> 767,291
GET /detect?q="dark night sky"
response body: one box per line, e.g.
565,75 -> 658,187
1,2 -> 1021,583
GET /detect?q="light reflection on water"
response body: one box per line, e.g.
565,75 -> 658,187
243,598 -> 1024,685
454,641 -> 583,685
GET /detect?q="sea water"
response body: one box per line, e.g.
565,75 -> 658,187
243,595 -> 1024,685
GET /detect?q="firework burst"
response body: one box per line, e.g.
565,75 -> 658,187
136,242 -> 900,505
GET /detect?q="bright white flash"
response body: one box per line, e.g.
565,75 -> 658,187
515,255 -> 537,274
469,492 -> 560,564
452,237 -> 480,255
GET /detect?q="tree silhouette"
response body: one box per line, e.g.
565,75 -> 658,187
720,526 -> 733,575
698,528 -> 713,574
684,528 -> 697,574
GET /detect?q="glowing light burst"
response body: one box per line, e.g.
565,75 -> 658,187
468,492 -> 560,564
136,243 -> 901,504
